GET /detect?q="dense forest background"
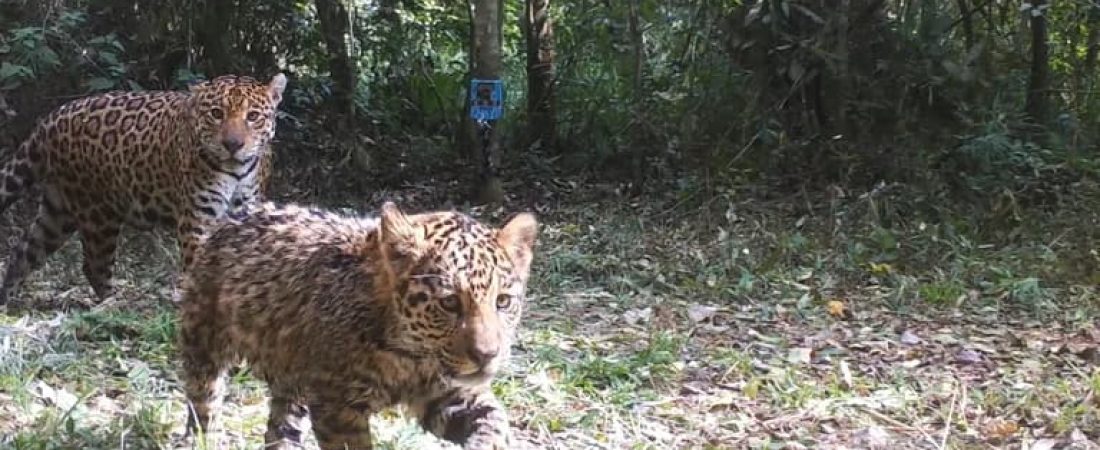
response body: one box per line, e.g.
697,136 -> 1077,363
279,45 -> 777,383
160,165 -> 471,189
1,0 -> 1100,448
2,0 -> 1098,209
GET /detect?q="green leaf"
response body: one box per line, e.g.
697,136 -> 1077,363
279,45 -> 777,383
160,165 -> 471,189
35,46 -> 61,69
86,77 -> 116,91
0,62 -> 32,90
0,62 -> 22,78
98,51 -> 120,67
11,27 -> 42,40
0,62 -> 32,81
88,35 -> 125,52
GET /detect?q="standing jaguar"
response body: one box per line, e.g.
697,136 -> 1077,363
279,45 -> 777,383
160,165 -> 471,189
0,73 -> 286,306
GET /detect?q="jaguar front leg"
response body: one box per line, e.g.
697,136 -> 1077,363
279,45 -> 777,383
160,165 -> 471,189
263,388 -> 311,450
227,152 -> 270,219
308,398 -> 373,450
419,390 -> 512,450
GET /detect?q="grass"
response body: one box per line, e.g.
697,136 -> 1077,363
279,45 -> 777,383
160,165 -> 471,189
1,179 -> 1099,449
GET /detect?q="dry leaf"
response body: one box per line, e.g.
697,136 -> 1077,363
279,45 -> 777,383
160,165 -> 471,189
623,307 -> 652,326
686,304 -> 719,323
899,330 -> 921,345
1027,438 -> 1060,450
853,426 -> 891,449
932,333 -> 960,345
788,347 -> 813,364
839,359 -> 854,389
1070,428 -> 1088,442
29,381 -> 79,412
867,262 -> 893,275
826,300 -> 846,318
970,342 -> 997,355
982,419 -> 1019,439
956,348 -> 983,364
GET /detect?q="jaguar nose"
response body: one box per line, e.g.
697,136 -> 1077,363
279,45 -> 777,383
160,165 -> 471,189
468,342 -> 500,368
221,137 -> 244,153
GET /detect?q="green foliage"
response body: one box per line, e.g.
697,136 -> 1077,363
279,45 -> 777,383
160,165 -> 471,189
918,280 -> 966,305
0,6 -> 134,95
0,26 -> 63,89
0,0 -> 1097,208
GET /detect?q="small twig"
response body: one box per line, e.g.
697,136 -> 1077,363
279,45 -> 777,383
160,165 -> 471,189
723,133 -> 761,170
1047,228 -> 1072,248
940,381 -> 960,450
860,407 -> 940,449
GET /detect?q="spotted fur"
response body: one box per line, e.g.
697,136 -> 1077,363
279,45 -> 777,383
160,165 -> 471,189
177,201 -> 538,450
0,73 -> 287,305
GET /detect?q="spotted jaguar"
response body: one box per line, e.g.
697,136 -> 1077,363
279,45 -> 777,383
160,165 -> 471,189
0,73 -> 286,305
177,201 -> 539,449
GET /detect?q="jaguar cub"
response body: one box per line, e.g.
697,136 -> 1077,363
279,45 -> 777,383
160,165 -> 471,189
177,201 -> 539,450
0,74 -> 285,305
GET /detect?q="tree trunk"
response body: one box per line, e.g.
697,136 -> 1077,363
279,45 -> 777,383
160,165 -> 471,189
523,0 -> 557,152
379,0 -> 400,25
465,0 -> 506,205
378,0 -> 403,79
827,0 -> 850,137
1024,0 -> 1050,125
1083,7 -> 1100,88
197,0 -> 235,75
627,0 -> 646,187
315,0 -> 357,125
955,0 -> 974,48
628,0 -> 643,104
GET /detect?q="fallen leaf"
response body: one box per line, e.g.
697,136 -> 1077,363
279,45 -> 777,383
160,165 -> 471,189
1073,345 -> 1100,363
970,342 -> 997,355
839,359 -> 854,389
1086,326 -> 1100,341
932,333 -> 960,345
1027,438 -> 1060,450
899,330 -> 922,345
853,426 -> 892,449
686,304 -> 718,323
826,300 -> 846,318
623,307 -> 652,326
956,348 -> 983,364
788,347 -> 813,364
868,262 -> 893,275
978,327 -> 1007,336
29,381 -> 79,412
982,419 -> 1019,440
1064,338 -> 1100,363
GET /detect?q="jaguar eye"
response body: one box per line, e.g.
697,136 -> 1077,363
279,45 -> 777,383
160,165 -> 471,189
440,294 -> 461,312
246,111 -> 261,121
210,108 -> 224,120
495,294 -> 512,310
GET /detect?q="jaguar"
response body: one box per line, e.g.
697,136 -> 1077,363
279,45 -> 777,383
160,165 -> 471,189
177,201 -> 539,449
0,73 -> 286,305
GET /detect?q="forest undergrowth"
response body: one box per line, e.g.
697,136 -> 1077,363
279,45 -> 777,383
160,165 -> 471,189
0,137 -> 1099,450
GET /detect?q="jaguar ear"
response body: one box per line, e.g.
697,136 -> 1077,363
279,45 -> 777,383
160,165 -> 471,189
378,201 -> 424,267
497,212 -> 538,280
268,73 -> 287,105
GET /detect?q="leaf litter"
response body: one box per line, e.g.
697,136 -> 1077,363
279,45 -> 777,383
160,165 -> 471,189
0,182 -> 1098,449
